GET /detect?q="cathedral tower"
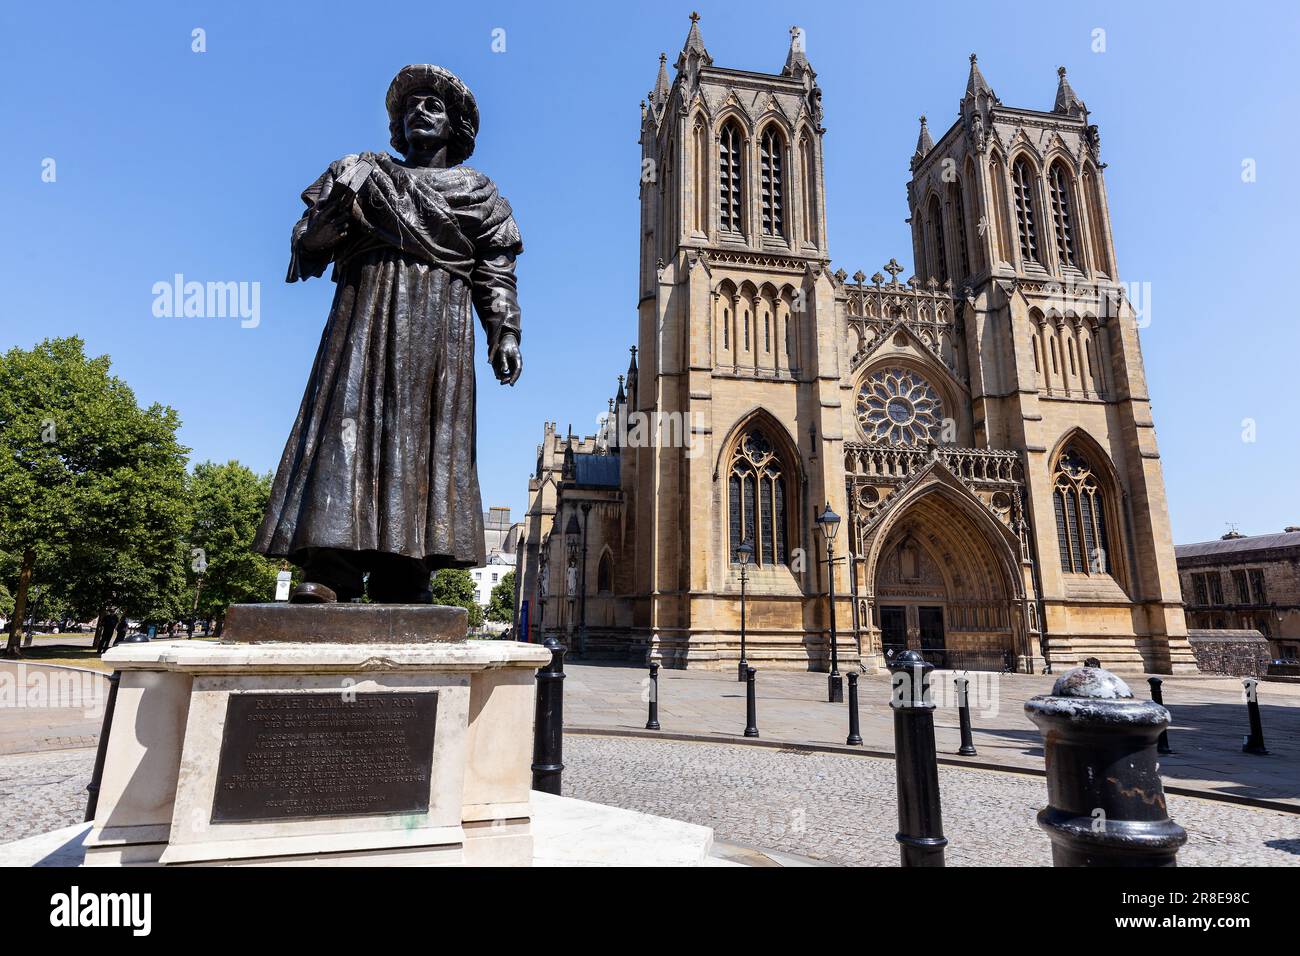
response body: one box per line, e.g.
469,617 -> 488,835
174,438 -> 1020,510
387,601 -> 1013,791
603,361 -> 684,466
902,56 -> 1196,671
631,16 -> 852,667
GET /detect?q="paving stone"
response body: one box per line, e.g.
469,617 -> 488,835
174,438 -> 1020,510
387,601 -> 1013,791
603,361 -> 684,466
563,735 -> 1300,867
0,748 -> 94,845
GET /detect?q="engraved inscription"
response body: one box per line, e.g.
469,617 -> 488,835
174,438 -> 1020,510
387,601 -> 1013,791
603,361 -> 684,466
211,692 -> 438,823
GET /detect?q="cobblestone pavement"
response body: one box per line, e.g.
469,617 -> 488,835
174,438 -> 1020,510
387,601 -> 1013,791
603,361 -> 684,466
0,748 -> 95,845
565,663 -> 1300,807
564,734 -> 1300,866
3,733 -> 1298,865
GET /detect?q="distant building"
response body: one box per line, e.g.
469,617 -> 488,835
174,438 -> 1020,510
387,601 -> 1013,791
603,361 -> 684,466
1175,528 -> 1300,660
470,507 -> 522,607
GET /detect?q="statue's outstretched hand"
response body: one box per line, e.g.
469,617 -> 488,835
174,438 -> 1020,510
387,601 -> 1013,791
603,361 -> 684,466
493,332 -> 522,386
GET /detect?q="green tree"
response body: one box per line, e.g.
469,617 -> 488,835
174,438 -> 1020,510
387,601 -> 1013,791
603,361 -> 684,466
486,570 -> 515,624
185,460 -> 279,634
0,337 -> 190,655
430,568 -> 484,628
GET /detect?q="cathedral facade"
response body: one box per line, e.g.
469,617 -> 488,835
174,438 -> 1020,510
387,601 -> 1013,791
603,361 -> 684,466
516,16 -> 1198,675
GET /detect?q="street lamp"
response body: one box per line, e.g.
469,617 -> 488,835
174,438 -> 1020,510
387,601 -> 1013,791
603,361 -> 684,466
735,538 -> 754,681
817,502 -> 844,703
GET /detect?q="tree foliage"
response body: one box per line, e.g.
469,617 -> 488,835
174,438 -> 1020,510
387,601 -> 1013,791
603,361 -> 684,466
186,460 -> 279,626
486,570 -> 515,624
430,568 -> 484,628
0,338 -> 190,654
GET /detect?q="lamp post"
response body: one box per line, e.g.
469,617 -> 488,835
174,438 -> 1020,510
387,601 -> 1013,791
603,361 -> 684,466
579,501 -> 592,657
735,539 -> 754,681
817,502 -> 844,704
564,514 -> 580,642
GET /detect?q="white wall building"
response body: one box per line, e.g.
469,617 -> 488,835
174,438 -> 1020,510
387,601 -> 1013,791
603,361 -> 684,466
470,507 -> 523,607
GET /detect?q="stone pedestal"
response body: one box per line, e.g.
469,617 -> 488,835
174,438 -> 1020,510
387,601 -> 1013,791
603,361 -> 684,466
83,604 -> 550,867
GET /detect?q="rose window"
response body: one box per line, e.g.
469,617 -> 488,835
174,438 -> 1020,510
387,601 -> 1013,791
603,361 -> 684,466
857,367 -> 944,445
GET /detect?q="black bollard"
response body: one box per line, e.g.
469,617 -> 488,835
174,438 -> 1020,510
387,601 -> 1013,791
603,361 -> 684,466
954,674 -> 977,757
1025,667 -> 1187,866
888,650 -> 947,867
84,670 -> 122,822
1147,677 -> 1174,754
744,666 -> 759,738
531,636 -> 566,795
646,661 -> 661,731
1242,677 -> 1270,755
846,671 -> 863,745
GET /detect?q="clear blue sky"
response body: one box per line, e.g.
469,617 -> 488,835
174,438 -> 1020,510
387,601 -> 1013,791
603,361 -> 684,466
3,1 -> 1296,546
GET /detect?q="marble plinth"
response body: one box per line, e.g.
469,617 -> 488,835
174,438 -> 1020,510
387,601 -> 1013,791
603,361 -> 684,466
83,606 -> 550,867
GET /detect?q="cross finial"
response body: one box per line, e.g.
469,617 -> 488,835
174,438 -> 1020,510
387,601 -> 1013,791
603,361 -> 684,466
1058,65 -> 1067,77
660,52 -> 667,64
690,11 -> 700,22
970,53 -> 978,65
884,258 -> 905,281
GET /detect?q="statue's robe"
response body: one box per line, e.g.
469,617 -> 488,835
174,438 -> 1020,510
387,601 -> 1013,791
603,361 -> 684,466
254,152 -> 522,569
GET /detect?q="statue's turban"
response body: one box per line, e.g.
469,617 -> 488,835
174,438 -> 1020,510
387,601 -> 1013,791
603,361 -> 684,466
385,64 -> 479,163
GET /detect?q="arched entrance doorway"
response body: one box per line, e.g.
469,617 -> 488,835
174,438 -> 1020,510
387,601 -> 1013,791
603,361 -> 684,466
862,478 -> 1027,671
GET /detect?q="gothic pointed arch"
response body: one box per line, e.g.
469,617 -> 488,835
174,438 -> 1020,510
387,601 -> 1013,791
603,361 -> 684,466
714,409 -> 804,568
925,191 -> 947,283
1080,160 -> 1112,277
1009,151 -> 1043,266
961,156 -> 983,272
596,546 -> 613,593
689,110 -> 710,236
796,123 -> 818,246
716,115 -> 747,236
987,149 -> 1014,266
712,406 -> 804,484
1045,157 -> 1080,270
859,463 -> 1028,663
757,281 -> 781,367
714,278 -> 738,364
735,279 -> 758,358
946,174 -> 971,280
1047,428 -> 1128,586
756,119 -> 789,239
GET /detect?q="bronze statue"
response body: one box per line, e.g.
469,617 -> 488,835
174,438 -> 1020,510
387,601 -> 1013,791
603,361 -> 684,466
254,65 -> 523,604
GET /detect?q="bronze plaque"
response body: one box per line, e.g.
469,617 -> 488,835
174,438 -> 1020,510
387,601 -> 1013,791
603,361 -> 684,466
211,692 -> 438,823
